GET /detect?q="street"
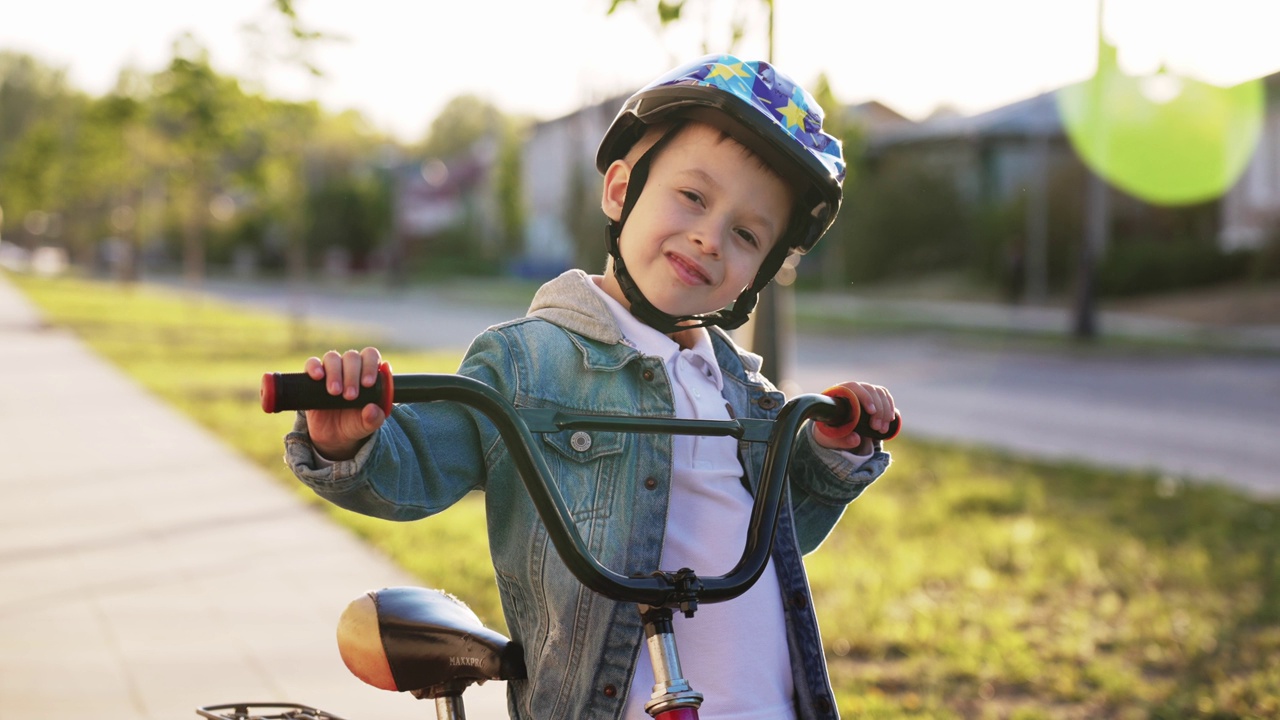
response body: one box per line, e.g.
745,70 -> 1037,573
170,276 -> 1280,498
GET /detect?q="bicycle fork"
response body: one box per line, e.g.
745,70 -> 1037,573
639,606 -> 703,719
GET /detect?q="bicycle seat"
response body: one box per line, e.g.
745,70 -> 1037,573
337,586 -> 526,698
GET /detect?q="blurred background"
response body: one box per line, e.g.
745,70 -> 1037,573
4,2 -> 1280,718
2,0 -> 1278,321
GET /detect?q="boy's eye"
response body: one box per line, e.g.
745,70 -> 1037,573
680,189 -> 704,205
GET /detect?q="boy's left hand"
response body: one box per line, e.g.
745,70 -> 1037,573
813,382 -> 896,455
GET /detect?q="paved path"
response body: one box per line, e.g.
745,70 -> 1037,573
0,274 -> 508,719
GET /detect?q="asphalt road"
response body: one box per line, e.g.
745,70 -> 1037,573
169,276 -> 1280,498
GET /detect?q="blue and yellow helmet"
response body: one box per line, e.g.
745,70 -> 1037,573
597,53 -> 845,254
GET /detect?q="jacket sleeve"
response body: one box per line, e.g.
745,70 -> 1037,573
282,329 -> 518,521
786,424 -> 891,554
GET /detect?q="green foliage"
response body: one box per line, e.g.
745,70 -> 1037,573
494,120 -> 529,257
14,272 -> 1280,717
1097,240 -> 1252,297
815,441 -> 1280,719
303,173 -> 390,264
608,0 -> 687,24
565,158 -> 606,273
417,94 -> 506,159
0,43 -> 398,282
839,162 -> 971,282
1250,235 -> 1280,281
0,51 -> 79,168
606,0 -> 764,55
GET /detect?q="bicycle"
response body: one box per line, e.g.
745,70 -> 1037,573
198,364 -> 899,720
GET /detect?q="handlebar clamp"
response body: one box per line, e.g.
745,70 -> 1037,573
647,568 -> 704,618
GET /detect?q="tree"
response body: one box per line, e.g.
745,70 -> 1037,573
151,35 -> 249,286
0,52 -> 83,245
493,119 -> 530,258
0,52 -> 77,168
418,94 -> 507,159
606,0 -> 771,56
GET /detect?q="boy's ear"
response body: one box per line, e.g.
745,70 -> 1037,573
601,159 -> 631,222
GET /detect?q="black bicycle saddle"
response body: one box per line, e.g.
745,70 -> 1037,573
337,586 -> 526,698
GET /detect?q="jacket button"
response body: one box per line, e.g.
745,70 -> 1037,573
644,477 -> 658,490
603,684 -> 617,698
570,431 -> 592,452
758,396 -> 778,410
642,369 -> 655,381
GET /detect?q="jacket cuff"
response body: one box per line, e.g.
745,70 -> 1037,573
283,411 -> 378,489
796,423 -> 890,505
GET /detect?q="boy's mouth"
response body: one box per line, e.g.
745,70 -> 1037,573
666,252 -> 711,285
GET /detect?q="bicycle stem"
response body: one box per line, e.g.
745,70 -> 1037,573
640,605 -> 704,718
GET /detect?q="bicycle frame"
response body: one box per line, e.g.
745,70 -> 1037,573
235,367 -> 891,719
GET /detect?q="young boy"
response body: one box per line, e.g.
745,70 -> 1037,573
286,54 -> 895,720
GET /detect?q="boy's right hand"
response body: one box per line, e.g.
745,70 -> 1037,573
304,347 -> 387,461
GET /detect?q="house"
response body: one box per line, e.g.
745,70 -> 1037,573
516,94 -> 627,278
395,142 -> 501,248
844,99 -> 914,135
867,71 -> 1280,254
1220,72 -> 1280,250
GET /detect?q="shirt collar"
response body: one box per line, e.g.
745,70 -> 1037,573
587,276 -> 725,391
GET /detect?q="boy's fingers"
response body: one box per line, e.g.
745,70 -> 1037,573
360,347 -> 381,386
342,349 -> 362,399
361,403 -> 386,431
322,350 -> 344,395
845,383 -> 876,415
304,356 -> 324,379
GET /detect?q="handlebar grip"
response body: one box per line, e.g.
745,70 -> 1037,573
815,385 -> 901,442
261,362 -> 395,417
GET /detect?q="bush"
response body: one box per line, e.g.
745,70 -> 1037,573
839,164 -> 971,282
1097,239 -> 1252,297
1250,234 -> 1280,281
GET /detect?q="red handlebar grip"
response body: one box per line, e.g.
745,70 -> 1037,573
815,385 -> 901,442
815,385 -> 861,439
260,371 -> 279,413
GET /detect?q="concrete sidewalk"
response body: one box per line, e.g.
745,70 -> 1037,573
0,275 -> 508,719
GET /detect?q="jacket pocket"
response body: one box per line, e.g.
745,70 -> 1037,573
539,428 -> 624,520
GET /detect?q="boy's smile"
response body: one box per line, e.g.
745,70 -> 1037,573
601,122 -> 793,322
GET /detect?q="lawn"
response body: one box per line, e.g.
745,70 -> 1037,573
13,272 -> 1280,719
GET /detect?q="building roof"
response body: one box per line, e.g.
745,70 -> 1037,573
869,90 -> 1065,149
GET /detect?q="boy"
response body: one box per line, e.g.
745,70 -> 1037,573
286,54 -> 895,719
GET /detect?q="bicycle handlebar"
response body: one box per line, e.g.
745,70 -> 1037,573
261,366 -> 898,612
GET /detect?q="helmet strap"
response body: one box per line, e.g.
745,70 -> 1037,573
604,126 -> 797,335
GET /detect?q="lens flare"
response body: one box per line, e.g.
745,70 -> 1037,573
1057,46 -> 1265,206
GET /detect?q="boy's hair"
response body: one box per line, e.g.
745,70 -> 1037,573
595,54 -> 844,333
624,122 -> 791,189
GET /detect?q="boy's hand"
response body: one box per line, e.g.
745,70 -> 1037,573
813,381 -> 896,455
303,347 -> 387,461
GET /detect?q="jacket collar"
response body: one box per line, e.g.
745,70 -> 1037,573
526,269 -> 765,378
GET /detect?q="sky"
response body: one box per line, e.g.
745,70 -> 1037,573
2,0 -> 1279,142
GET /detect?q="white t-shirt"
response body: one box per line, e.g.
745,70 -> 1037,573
586,279 -> 860,720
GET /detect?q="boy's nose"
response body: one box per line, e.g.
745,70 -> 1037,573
691,218 -> 727,256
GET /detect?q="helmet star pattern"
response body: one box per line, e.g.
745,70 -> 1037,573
661,55 -> 846,183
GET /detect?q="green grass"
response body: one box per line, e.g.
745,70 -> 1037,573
12,272 -> 1280,719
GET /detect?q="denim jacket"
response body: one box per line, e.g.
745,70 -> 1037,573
285,270 -> 890,719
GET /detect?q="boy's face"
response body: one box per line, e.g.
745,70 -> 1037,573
601,123 -> 793,320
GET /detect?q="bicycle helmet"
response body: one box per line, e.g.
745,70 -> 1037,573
597,53 -> 846,332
